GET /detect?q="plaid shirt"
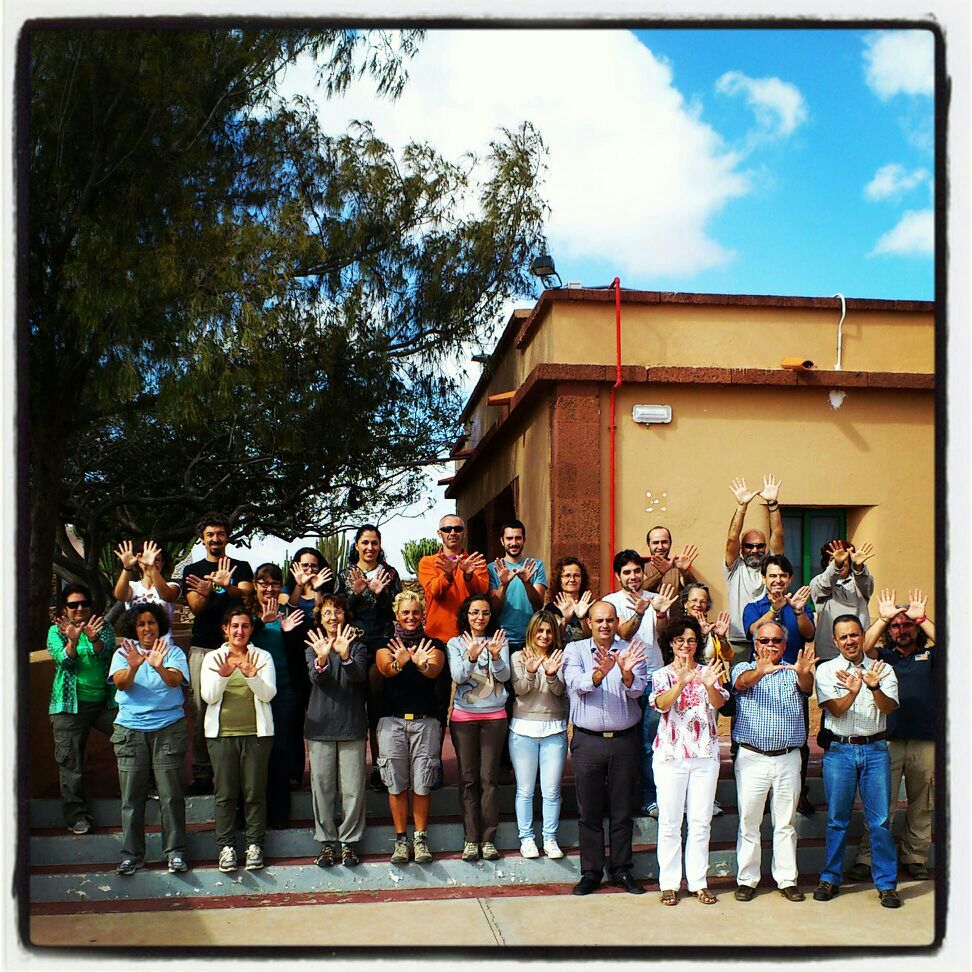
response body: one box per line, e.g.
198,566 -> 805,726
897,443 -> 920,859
46,625 -> 117,715
730,661 -> 808,751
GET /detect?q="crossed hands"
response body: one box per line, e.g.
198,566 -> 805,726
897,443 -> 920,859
769,585 -> 811,614
291,561 -> 335,591
670,653 -> 723,689
59,615 -> 105,643
493,557 -> 539,587
462,628 -> 507,662
387,636 -> 437,672
553,590 -> 594,621
209,649 -> 263,679
651,544 -> 699,575
347,565 -> 389,596
593,639 -> 649,680
835,659 -> 888,694
524,648 -> 565,676
305,624 -> 356,662
120,638 -> 168,670
184,557 -> 236,596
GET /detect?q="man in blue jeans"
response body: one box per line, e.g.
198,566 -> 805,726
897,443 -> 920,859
814,615 -> 901,908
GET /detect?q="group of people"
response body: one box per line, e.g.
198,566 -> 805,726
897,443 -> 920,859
45,476 -> 936,911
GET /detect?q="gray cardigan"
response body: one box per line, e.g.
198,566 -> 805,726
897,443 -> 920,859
303,635 -> 368,741
510,652 -> 568,722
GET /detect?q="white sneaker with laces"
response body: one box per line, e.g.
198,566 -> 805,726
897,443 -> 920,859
520,837 -> 540,859
543,839 -> 564,859
245,843 -> 264,870
218,845 -> 238,872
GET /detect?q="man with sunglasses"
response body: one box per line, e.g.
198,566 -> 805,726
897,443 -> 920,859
723,475 -> 785,643
731,621 -> 817,903
47,583 -> 118,834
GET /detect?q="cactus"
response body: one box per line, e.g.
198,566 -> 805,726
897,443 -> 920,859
401,537 -> 440,577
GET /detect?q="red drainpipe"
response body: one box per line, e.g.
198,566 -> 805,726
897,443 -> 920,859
608,277 -> 622,576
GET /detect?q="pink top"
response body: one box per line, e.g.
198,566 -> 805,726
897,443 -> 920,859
649,664 -> 728,763
449,707 -> 507,723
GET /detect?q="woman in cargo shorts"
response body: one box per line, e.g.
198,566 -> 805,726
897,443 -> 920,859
374,590 -> 446,865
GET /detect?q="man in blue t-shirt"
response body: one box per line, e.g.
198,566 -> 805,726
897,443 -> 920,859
487,519 -> 548,650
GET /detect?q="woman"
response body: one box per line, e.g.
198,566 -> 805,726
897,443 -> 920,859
200,607 -> 277,873
244,564 -> 306,828
508,611 -> 567,860
109,603 -> 190,875
544,557 -> 595,644
447,594 -> 510,862
649,616 -> 728,906
374,590 -> 446,865
285,547 -> 335,614
113,539 -> 180,639
304,595 -> 368,867
338,524 -> 403,791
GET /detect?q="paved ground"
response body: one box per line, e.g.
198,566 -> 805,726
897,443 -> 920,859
30,878 -> 934,948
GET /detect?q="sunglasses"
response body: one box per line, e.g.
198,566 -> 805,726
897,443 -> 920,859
742,543 -> 767,551
65,600 -> 91,609
439,525 -> 465,534
756,637 -> 784,645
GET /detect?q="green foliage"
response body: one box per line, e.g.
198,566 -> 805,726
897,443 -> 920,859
400,537 -> 440,577
315,532 -> 352,578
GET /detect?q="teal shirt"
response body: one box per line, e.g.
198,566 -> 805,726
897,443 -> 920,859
251,620 -> 291,689
47,625 -> 117,715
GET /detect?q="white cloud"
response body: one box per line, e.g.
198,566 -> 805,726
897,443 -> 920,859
863,31 -> 934,100
870,209 -> 934,257
279,30 -> 750,279
714,70 -> 808,139
864,163 -> 930,201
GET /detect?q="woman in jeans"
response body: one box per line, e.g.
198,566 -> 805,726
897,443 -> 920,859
508,611 -> 567,860
447,594 -> 510,862
201,607 -> 277,873
109,602 -> 190,875
649,616 -> 728,906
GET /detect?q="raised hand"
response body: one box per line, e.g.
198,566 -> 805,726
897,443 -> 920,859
835,667 -> 863,695
650,552 -> 674,575
347,566 -> 368,595
754,645 -> 786,677
139,539 -> 162,572
114,540 -> 137,571
462,630 -> 485,662
826,540 -> 850,569
435,551 -> 458,577
673,544 -> 699,572
486,629 -> 508,660
58,618 -> 82,644
698,660 -> 724,688
368,567 -> 392,595
652,582 -> 678,616
618,640 -> 649,675
516,559 -> 538,584
906,589 -> 928,621
593,646 -> 618,679
625,590 -> 653,617
542,649 -> 565,676
787,646 -> 818,677
553,591 -> 575,621
260,597 -> 279,624
210,557 -> 236,588
290,561 -> 309,590
81,615 -> 105,640
711,611 -> 731,638
787,586 -> 812,614
410,640 -> 436,672
332,624 -> 355,661
119,639 -> 147,669
459,552 -> 487,578
493,557 -> 515,587
184,573 -> 213,598
280,608 -> 305,633
671,653 -> 697,687
851,542 -> 875,568
311,566 -> 334,591
146,639 -> 168,669
697,616 -> 714,638
759,474 -> 781,503
862,659 -> 889,689
305,627 -> 331,662
730,477 -> 758,506
877,588 -> 898,620
388,637 -> 412,670
210,651 -> 238,678
768,586 -> 789,612
237,650 -> 262,679
524,651 -> 543,674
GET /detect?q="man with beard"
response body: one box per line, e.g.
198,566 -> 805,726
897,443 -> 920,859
814,615 -> 901,908
723,475 -> 785,644
487,519 -> 547,652
181,512 -> 254,795
642,526 -> 701,598
849,588 -> 936,883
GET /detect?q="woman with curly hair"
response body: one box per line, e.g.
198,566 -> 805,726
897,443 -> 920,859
544,557 -> 595,644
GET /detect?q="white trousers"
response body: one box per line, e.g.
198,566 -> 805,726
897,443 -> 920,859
654,757 -> 720,892
734,746 -> 801,889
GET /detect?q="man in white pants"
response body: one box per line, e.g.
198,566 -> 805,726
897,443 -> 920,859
731,621 -> 817,902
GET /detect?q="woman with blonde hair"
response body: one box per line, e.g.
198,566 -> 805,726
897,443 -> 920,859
508,610 -> 568,859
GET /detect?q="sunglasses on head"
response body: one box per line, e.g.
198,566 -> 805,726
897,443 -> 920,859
65,600 -> 91,609
439,525 -> 464,534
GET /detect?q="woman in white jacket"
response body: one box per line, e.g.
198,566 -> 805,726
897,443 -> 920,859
201,607 -> 276,873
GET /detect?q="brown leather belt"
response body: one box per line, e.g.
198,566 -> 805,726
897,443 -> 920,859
831,732 -> 886,745
738,742 -> 798,758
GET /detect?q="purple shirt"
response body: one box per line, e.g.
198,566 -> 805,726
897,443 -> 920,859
563,637 -> 647,732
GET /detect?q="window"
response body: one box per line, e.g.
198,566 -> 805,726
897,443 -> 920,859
780,507 -> 848,590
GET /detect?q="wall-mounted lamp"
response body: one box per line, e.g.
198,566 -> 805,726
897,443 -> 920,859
632,404 -> 672,425
781,357 -> 815,372
530,254 -> 563,289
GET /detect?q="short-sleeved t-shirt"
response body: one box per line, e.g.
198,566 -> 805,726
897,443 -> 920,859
488,558 -> 548,648
124,579 -> 176,642
724,558 -> 765,641
878,645 -> 935,740
251,620 -> 291,689
109,646 -> 190,731
742,595 -> 814,666
181,556 -> 253,649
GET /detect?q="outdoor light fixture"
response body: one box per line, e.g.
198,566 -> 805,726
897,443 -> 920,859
530,254 -> 563,289
631,404 -> 672,425
781,357 -> 815,371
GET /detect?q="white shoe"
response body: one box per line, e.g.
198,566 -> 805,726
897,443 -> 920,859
218,845 -> 238,872
543,839 -> 564,859
245,843 -> 264,870
519,837 -> 540,859
712,800 -> 723,817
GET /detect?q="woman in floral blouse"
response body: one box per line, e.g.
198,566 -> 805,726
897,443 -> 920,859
649,616 -> 728,906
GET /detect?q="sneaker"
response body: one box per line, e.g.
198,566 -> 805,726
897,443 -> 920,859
218,845 -> 238,873
481,841 -> 501,861
167,855 -> 189,874
69,818 -> 91,835
641,803 -> 659,819
390,836 -> 410,865
412,831 -> 433,864
711,800 -> 723,817
245,844 -> 264,870
368,765 -> 386,792
847,863 -> 872,883
116,858 -> 143,876
519,837 -> 540,859
316,844 -> 336,868
879,889 -> 902,909
341,843 -> 359,867
461,841 -> 479,862
187,778 -> 214,796
543,839 -> 564,859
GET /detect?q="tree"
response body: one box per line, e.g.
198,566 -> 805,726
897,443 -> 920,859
27,27 -> 548,643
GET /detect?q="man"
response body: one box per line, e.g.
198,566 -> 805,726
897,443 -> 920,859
563,601 -> 651,896
731,621 -> 816,903
814,615 -> 901,908
808,539 -> 876,661
642,526 -> 701,596
603,550 -> 673,819
724,474 -> 784,643
47,583 -> 118,833
181,512 -> 254,795
487,519 -> 547,650
850,588 -> 936,883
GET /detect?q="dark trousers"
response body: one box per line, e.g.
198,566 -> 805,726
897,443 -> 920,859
450,718 -> 507,843
112,719 -> 188,862
571,727 -> 641,880
268,683 -> 300,824
51,700 -> 117,826
207,735 -> 273,847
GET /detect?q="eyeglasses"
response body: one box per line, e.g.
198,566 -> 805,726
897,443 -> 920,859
297,561 -> 318,569
742,543 -> 767,551
65,600 -> 91,609
756,637 -> 784,645
671,637 -> 698,647
439,525 -> 464,534
255,579 -> 282,587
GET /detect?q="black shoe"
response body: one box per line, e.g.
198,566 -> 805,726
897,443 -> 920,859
613,872 -> 646,895
779,885 -> 805,902
572,873 -> 601,896
846,863 -> 872,883
879,889 -> 902,909
315,844 -> 336,868
186,778 -> 213,796
905,862 -> 929,880
813,881 -> 840,901
341,843 -> 360,867
734,884 -> 756,901
797,794 -> 816,815
369,766 -> 386,792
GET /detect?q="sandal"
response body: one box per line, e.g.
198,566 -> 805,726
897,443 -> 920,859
695,887 -> 717,905
660,889 -> 678,906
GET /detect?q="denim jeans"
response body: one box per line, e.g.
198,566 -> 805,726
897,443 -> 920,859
508,728 -> 568,841
640,704 -> 661,807
821,740 -> 897,890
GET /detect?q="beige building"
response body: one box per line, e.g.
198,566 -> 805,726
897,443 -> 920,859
445,288 -> 935,617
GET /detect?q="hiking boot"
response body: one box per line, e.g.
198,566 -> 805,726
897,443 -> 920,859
218,845 -> 238,872
461,841 -> 479,862
879,889 -> 902,908
412,831 -> 433,864
390,836 -> 410,865
316,843 -> 336,868
341,843 -> 360,867
481,841 -> 500,861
